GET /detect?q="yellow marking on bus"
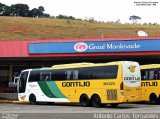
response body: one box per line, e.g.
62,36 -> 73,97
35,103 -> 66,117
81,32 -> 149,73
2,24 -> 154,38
20,96 -> 26,101
128,66 -> 136,73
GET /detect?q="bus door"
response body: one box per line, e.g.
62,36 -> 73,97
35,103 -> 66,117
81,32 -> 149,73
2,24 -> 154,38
18,71 -> 29,101
122,62 -> 141,97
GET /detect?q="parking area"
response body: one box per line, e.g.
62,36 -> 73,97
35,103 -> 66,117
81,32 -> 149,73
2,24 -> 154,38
0,103 -> 160,119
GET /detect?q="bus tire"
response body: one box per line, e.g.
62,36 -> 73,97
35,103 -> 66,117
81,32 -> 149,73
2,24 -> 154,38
91,94 -> 102,107
158,95 -> 160,104
149,93 -> 158,105
29,94 -> 37,105
80,94 -> 91,107
110,103 -> 119,108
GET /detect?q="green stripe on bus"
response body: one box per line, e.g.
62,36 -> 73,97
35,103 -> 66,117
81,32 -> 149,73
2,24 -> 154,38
38,81 -> 66,98
38,81 -> 57,98
46,81 -> 66,98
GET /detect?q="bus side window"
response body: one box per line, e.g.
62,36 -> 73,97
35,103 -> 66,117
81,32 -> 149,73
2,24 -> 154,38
147,69 -> 159,80
149,70 -> 154,80
40,71 -> 51,81
141,70 -> 149,80
154,69 -> 158,79
66,69 -> 78,80
66,70 -> 72,80
78,68 -> 91,79
73,70 -> 78,80
159,69 -> 160,79
145,70 -> 149,80
53,70 -> 67,80
141,70 -> 146,80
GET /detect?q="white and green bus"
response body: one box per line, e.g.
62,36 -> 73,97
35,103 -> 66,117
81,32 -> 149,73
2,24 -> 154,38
17,61 -> 141,107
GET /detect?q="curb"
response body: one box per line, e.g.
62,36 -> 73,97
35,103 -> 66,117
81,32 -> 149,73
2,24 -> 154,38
0,100 -> 26,103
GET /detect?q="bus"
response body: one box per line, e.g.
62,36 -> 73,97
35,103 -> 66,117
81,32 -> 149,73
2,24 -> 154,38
140,64 -> 160,104
17,61 -> 141,107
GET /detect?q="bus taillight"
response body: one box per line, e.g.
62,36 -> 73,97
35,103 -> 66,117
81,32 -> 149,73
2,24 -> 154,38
120,82 -> 124,95
120,82 -> 123,90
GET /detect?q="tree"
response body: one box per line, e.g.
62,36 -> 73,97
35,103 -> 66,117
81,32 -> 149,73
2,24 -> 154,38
0,3 -> 7,15
43,13 -> 50,18
129,15 -> 141,24
29,8 -> 39,17
9,4 -> 29,17
2,6 -> 12,16
38,6 -> 45,12
84,17 -> 96,23
29,6 -> 45,18
29,8 -> 42,17
56,14 -> 64,19
56,14 -> 75,20
0,3 -> 48,18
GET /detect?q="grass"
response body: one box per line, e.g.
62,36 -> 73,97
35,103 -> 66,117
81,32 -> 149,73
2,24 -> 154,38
0,16 -> 160,40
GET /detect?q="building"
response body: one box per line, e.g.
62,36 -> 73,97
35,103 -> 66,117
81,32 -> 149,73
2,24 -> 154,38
0,36 -> 160,96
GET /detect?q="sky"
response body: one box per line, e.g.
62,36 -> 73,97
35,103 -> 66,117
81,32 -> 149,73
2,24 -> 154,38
0,0 -> 160,24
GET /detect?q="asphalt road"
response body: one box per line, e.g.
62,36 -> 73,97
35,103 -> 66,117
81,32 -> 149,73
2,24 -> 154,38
0,103 -> 160,119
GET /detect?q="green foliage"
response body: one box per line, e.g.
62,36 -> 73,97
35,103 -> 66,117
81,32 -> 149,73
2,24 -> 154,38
0,3 -> 7,15
38,6 -> 45,12
0,2 -> 46,18
10,4 -> 29,17
2,6 -> 12,16
43,13 -> 50,18
0,2 -> 87,20
56,14 -> 76,20
129,15 -> 141,24
29,8 -> 43,17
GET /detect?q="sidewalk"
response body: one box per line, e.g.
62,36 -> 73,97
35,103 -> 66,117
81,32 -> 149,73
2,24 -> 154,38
0,99 -> 20,103
0,93 -> 20,103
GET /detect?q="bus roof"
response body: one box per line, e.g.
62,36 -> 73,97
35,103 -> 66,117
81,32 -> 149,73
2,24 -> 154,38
51,62 -> 94,68
140,64 -> 160,69
23,67 -> 50,72
50,61 -> 134,70
20,61 -> 137,71
32,67 -> 50,71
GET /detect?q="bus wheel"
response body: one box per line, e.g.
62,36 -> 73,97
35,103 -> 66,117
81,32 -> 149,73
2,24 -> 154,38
29,94 -> 37,105
80,94 -> 91,107
158,95 -> 160,104
91,94 -> 101,107
150,94 -> 158,104
110,103 -> 119,108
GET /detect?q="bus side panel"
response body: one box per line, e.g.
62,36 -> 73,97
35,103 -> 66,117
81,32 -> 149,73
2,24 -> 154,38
21,81 -> 70,102
141,80 -> 160,102
141,66 -> 160,102
55,79 -> 122,104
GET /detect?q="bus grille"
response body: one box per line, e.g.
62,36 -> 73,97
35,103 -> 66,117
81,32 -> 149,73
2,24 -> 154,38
107,89 -> 117,100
